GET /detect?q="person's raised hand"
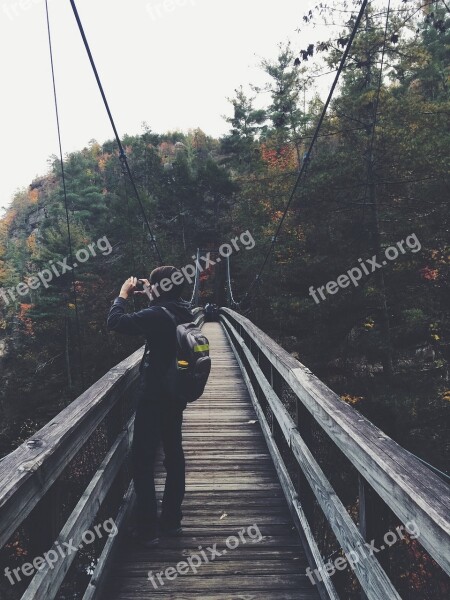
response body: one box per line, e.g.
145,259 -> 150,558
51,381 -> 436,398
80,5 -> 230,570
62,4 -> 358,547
119,277 -> 137,300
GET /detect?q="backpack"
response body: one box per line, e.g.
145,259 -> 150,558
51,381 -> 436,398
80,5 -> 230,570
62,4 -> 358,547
159,306 -> 211,404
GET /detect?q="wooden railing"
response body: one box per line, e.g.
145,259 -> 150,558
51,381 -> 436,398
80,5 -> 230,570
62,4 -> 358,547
0,308 -> 204,600
220,308 -> 450,600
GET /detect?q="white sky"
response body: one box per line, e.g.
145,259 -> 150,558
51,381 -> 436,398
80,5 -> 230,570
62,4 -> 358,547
0,0 -> 339,213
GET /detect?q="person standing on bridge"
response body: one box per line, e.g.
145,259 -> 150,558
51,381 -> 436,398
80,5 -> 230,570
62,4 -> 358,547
107,266 -> 194,547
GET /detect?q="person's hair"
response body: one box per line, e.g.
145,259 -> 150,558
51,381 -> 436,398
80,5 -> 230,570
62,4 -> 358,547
149,265 -> 185,300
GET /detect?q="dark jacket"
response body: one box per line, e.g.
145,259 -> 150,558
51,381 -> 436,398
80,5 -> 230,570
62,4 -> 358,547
107,296 -> 194,383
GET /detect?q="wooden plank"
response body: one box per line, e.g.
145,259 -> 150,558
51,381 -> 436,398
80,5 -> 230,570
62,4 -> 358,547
171,507 -> 291,517
121,546 -> 306,562
109,574 -> 317,594
105,323 -> 319,600
221,308 -> 450,576
155,484 -> 283,492
109,565 -> 311,598
121,559 -> 304,574
222,323 -> 338,600
118,534 -> 305,551
104,592 -> 317,600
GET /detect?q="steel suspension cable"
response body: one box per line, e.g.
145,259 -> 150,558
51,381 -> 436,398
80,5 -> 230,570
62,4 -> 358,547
226,254 -> 240,309
240,0 -> 370,306
45,0 -> 85,387
69,0 -> 163,264
188,249 -> 201,308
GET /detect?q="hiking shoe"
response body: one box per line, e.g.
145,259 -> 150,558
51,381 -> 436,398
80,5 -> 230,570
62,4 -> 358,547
159,519 -> 183,536
129,526 -> 160,547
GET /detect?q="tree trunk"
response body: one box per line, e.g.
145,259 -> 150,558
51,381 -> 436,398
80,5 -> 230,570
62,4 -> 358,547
368,154 -> 394,378
65,316 -> 73,390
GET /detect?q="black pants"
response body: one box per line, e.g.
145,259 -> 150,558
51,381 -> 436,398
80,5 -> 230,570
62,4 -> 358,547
132,375 -> 185,532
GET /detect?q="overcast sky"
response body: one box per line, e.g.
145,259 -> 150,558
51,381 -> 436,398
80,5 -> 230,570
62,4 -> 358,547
0,0 -> 334,213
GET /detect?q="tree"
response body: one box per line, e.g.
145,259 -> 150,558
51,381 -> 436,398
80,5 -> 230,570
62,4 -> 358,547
221,86 -> 266,171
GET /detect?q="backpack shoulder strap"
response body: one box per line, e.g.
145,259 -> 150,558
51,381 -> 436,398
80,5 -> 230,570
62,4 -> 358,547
159,306 -> 178,327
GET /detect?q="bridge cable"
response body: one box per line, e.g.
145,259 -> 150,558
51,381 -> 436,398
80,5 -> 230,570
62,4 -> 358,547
45,0 -> 85,388
121,167 -> 138,311
240,0 -> 370,306
403,448 -> 450,483
226,254 -> 241,310
188,249 -> 201,308
227,2 -> 450,483
69,0 -> 163,264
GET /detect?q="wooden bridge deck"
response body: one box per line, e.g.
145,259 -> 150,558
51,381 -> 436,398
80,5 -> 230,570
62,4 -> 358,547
105,322 -> 319,600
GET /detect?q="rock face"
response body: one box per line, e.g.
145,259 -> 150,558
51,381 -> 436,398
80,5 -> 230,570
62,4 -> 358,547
28,206 -> 47,229
0,340 -> 6,357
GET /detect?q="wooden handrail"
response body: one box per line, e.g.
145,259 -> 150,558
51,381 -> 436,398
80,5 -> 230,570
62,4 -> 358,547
0,347 -> 142,550
220,308 -> 450,592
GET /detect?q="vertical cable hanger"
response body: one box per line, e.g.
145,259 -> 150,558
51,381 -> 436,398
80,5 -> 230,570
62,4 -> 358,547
45,0 -> 85,387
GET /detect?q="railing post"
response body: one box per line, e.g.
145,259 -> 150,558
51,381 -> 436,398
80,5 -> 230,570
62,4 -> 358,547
255,346 -> 261,406
106,398 -> 124,445
358,474 -> 392,594
295,399 -> 315,525
106,395 -> 128,495
27,479 -> 62,559
270,365 -> 282,398
270,365 -> 283,441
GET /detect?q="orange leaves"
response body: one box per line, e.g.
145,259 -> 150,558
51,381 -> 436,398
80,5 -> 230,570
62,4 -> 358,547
158,141 -> 176,168
420,248 -> 450,281
191,128 -> 207,150
401,536 -> 437,593
5,534 -> 28,559
340,394 -> 363,406
97,153 -> 111,172
430,248 -> 450,265
26,232 -> 37,255
28,189 -> 39,204
261,143 -> 297,172
159,141 -> 175,157
363,318 -> 375,330
18,303 -> 34,336
271,209 -> 284,223
420,266 -> 439,280
1,209 -> 17,231
200,269 -> 211,282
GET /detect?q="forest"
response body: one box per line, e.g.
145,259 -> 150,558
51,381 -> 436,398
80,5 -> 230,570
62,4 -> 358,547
0,0 -> 448,484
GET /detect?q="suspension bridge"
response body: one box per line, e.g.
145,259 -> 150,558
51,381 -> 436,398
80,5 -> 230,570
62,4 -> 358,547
0,305 -> 449,599
0,0 -> 449,598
